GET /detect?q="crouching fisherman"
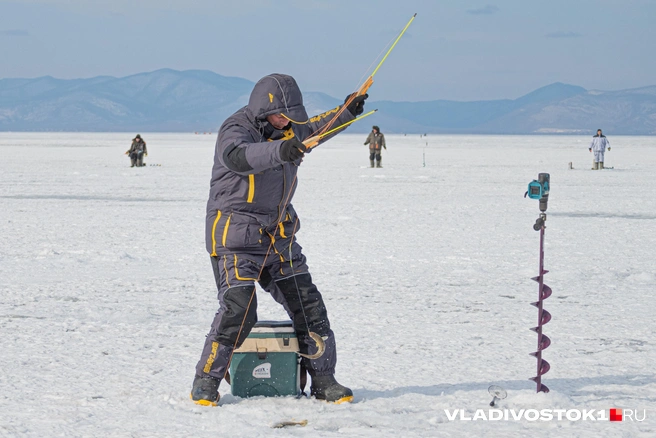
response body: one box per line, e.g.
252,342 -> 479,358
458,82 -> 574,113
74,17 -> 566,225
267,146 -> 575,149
125,134 -> 147,167
190,74 -> 367,406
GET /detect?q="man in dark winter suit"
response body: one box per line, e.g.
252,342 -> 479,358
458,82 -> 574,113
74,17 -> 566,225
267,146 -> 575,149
190,74 -> 367,406
125,134 -> 148,167
364,125 -> 386,167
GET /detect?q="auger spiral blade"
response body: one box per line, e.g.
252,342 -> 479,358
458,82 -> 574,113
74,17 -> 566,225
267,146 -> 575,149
528,377 -> 551,394
538,309 -> 552,325
530,217 -> 551,393
540,284 -> 552,300
528,333 -> 551,349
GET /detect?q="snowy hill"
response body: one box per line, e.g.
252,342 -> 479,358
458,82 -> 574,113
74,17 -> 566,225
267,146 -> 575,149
1,70 -> 655,134
0,69 -> 254,132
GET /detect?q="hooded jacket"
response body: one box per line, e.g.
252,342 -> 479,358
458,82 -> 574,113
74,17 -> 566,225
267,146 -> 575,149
364,131 -> 386,151
205,74 -> 355,256
589,133 -> 610,152
128,137 -> 147,155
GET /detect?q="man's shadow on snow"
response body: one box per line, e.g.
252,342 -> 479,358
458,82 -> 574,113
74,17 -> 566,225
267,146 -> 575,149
353,374 -> 655,402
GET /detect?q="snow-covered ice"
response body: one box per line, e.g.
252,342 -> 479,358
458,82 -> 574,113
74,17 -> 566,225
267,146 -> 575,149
0,132 -> 654,437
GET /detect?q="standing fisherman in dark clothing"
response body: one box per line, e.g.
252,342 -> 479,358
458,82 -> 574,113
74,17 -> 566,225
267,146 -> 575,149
125,134 -> 148,167
190,74 -> 367,406
364,125 -> 386,167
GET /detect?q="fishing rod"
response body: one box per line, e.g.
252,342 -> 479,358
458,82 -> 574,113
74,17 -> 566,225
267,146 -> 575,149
313,13 -> 417,139
295,15 -> 416,356
356,12 -> 417,98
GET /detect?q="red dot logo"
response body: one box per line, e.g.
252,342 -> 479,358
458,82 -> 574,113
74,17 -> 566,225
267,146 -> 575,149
610,408 -> 623,422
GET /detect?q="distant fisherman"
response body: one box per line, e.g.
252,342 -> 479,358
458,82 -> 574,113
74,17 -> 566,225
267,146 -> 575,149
589,129 -> 610,170
125,134 -> 148,167
364,125 -> 386,168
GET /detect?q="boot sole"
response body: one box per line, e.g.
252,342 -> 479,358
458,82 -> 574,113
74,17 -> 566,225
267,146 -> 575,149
333,395 -> 354,404
311,394 -> 354,404
190,393 -> 219,407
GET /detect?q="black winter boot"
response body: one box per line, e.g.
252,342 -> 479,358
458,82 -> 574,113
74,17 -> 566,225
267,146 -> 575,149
310,375 -> 353,404
190,375 -> 221,406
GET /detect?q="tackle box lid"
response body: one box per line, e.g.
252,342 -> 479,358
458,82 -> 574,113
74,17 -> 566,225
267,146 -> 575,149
250,320 -> 295,335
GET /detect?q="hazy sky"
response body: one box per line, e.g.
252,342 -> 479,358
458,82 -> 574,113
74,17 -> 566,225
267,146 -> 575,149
1,0 -> 655,101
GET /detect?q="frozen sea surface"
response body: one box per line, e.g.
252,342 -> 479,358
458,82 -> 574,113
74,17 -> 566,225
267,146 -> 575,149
0,132 -> 654,437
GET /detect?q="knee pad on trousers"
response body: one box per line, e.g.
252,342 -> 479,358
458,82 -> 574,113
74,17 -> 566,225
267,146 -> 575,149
216,285 -> 258,348
369,152 -> 376,160
275,273 -> 330,337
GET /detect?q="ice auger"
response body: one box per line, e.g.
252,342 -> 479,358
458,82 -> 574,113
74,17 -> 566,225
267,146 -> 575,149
525,173 -> 551,393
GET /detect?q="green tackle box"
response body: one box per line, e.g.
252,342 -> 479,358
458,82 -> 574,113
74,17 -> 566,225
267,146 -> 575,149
229,320 -> 301,398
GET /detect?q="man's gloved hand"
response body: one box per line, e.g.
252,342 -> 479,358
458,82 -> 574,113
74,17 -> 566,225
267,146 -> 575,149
345,93 -> 368,116
589,148 -> 592,152
280,137 -> 307,162
608,147 -> 611,151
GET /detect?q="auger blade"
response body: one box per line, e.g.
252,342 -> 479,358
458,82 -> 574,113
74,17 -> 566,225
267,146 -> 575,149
541,284 -> 552,300
538,334 -> 551,350
539,309 -> 552,325
531,271 -> 549,282
529,360 -> 551,383
529,378 -> 550,392
529,336 -> 551,356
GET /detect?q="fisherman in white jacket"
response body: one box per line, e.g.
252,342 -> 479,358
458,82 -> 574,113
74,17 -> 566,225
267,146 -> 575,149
589,129 -> 611,170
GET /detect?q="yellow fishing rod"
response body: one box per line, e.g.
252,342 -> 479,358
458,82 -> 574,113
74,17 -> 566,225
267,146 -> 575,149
303,109 -> 378,149
311,13 -> 416,141
356,13 -> 417,97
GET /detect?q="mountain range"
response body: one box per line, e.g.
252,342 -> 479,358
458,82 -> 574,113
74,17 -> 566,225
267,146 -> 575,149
1,69 -> 655,134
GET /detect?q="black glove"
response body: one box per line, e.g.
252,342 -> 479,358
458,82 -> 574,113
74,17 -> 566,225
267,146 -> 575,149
345,93 -> 368,116
280,137 -> 307,162
588,148 -> 592,152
